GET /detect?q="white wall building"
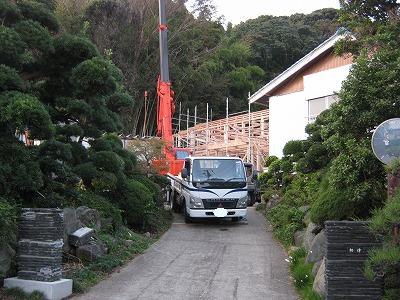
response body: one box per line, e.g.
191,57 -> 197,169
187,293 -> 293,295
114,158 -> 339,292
249,32 -> 353,157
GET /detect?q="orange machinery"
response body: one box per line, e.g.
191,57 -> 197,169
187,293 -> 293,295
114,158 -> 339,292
155,0 -> 190,175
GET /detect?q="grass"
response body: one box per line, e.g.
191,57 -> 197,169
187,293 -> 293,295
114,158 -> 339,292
365,245 -> 400,280
69,210 -> 173,293
0,288 -> 44,300
288,248 -> 322,300
266,204 -> 304,247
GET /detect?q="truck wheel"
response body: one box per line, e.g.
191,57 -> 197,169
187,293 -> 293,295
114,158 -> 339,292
171,194 -> 179,213
184,205 -> 192,223
248,193 -> 255,207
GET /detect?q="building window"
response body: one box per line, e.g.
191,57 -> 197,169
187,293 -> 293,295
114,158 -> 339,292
308,95 -> 339,122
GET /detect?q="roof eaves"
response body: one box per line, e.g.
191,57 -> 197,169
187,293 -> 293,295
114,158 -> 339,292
249,31 -> 350,104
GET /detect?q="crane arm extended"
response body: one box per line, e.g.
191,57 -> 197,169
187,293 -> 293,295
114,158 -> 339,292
157,0 -> 174,146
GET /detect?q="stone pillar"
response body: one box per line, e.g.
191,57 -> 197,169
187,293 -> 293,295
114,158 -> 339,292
325,221 -> 383,299
5,208 -> 72,300
17,208 -> 64,282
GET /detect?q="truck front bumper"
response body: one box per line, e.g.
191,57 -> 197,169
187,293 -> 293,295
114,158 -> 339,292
188,208 -> 247,218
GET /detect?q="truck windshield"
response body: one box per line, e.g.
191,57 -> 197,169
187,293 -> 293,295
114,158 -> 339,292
192,159 -> 246,188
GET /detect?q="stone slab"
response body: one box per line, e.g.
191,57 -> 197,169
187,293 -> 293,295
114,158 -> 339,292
4,277 -> 72,300
69,227 -> 94,247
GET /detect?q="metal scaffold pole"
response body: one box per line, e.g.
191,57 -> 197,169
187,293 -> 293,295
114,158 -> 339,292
177,102 -> 181,147
186,108 -> 189,148
206,103 -> 209,156
225,97 -> 229,156
248,92 -> 251,163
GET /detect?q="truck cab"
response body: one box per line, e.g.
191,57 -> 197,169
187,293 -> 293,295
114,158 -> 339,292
170,157 -> 248,223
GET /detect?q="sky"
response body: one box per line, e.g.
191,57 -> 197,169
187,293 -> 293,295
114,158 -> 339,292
206,0 -> 340,25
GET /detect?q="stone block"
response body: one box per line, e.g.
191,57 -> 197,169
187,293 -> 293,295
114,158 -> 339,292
76,206 -> 101,231
4,277 -> 72,300
293,230 -> 305,247
306,230 -> 326,263
313,258 -> 326,298
17,208 -> 64,282
76,242 -> 107,262
69,227 -> 94,247
302,222 -> 318,252
312,259 -> 323,277
19,208 -> 63,242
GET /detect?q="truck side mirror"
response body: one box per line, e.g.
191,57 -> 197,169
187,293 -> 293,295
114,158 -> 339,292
181,168 -> 188,179
252,171 -> 258,180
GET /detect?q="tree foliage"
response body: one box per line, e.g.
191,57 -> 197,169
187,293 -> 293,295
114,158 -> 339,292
0,0 -> 164,232
54,0 -> 338,134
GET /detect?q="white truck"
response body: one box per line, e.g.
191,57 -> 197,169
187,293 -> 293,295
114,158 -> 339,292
167,156 -> 248,223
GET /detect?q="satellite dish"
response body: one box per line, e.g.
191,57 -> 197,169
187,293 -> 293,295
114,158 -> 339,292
372,118 -> 400,164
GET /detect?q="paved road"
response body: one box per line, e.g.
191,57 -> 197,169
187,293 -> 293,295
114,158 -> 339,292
74,207 -> 298,300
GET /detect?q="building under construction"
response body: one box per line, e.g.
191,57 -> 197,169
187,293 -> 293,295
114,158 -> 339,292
174,109 -> 269,171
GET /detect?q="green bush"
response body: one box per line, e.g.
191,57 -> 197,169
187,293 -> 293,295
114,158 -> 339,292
17,0 -> 59,32
2,287 -> 44,300
283,140 -> 304,157
310,175 -> 352,225
0,64 -> 23,91
365,245 -> 400,280
264,155 -> 278,167
91,151 -> 124,174
133,175 -> 162,205
311,158 -> 385,225
150,174 -> 170,189
71,57 -> 117,97
283,172 -> 321,207
0,197 -> 16,247
267,204 -> 304,247
370,191 -> 400,236
117,180 -> 156,230
288,248 -> 321,299
77,191 -> 122,228
74,162 -> 98,186
91,172 -> 118,192
0,25 -> 26,68
292,259 -> 313,288
366,192 -> 400,299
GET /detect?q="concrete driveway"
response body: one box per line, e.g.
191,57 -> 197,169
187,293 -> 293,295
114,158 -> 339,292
74,207 -> 298,300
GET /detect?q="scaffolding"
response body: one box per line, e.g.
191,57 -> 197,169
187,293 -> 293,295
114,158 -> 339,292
174,109 -> 269,171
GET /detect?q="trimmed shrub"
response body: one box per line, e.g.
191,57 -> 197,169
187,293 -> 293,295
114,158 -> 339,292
77,191 -> 122,228
283,140 -> 304,157
117,180 -> 156,229
0,198 -> 16,247
91,151 -> 124,174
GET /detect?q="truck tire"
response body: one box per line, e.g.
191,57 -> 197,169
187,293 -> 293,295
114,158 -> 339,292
183,205 -> 192,223
248,192 -> 255,207
171,194 -> 180,213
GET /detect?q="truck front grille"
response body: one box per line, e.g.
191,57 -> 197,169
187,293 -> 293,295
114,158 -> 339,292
202,199 -> 238,209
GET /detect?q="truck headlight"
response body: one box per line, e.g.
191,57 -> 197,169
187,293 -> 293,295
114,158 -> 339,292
189,196 -> 204,209
237,196 -> 248,208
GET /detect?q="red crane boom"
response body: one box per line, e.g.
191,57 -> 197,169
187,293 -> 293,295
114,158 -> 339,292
156,0 -> 189,175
